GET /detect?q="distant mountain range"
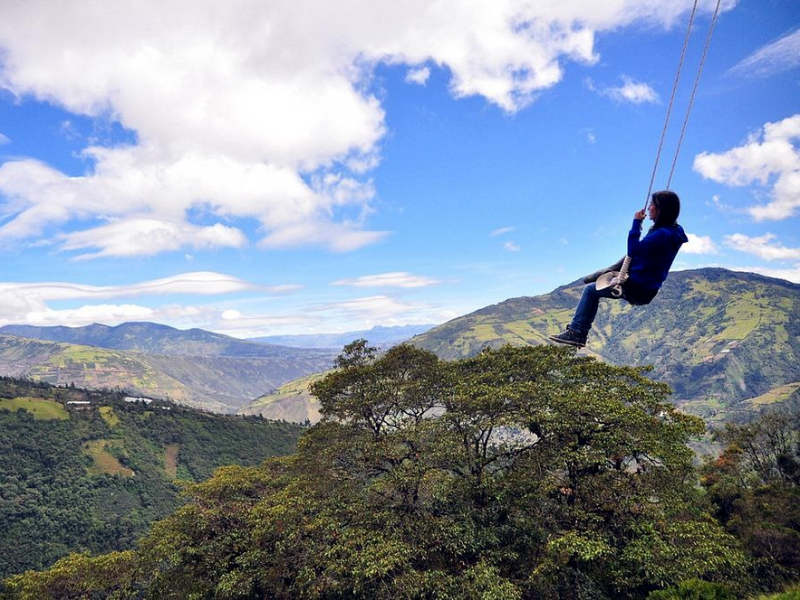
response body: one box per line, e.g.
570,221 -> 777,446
0,322 -> 336,413
248,324 -> 437,349
1,321 -> 331,357
242,269 -> 799,425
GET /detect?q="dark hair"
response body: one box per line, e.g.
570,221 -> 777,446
651,190 -> 680,228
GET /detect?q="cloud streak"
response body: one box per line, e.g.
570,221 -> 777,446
332,272 -> 440,288
727,28 -> 800,79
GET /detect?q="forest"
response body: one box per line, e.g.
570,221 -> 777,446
0,377 -> 303,577
1,343 -> 797,599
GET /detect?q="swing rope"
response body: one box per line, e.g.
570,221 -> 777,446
602,1 -> 722,298
642,0 -> 698,211
665,0 -> 723,189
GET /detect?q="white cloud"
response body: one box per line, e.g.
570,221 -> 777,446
504,241 -> 521,252
727,28 -> 800,79
600,75 -> 659,104
682,233 -> 718,254
405,66 -> 430,85
724,233 -> 800,261
693,114 -> 800,220
332,271 -> 440,288
490,226 -> 515,237
0,132 -> 9,145
0,1 -> 728,257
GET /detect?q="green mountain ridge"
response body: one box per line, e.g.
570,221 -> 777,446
411,268 -> 799,423
0,334 -> 335,413
0,377 -> 304,578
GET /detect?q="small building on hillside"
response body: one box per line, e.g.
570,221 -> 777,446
65,400 -> 92,410
124,396 -> 153,405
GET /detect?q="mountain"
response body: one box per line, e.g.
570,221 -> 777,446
248,324 -> 437,349
410,268 -> 799,424
0,376 -> 304,578
0,333 -> 335,413
0,321 -> 334,358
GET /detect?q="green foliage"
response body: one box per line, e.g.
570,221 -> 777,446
646,578 -> 736,600
1,551 -> 138,600
0,377 -> 303,578
700,410 -> 800,590
7,344 -> 757,599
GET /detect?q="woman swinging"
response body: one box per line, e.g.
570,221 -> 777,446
549,190 -> 688,348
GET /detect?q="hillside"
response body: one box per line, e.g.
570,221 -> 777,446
410,268 -> 799,423
239,372 -> 327,422
0,333 -> 336,413
0,377 -> 304,578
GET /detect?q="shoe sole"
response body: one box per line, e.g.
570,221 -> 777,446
548,335 -> 585,348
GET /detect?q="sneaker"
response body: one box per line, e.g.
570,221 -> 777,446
548,327 -> 587,348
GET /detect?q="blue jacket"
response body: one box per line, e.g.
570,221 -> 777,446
627,219 -> 688,291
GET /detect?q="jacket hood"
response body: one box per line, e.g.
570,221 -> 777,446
673,224 -> 689,245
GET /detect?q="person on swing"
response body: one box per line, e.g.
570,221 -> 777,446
549,190 -> 688,348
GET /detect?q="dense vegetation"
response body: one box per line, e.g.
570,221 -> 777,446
3,343 -> 797,598
0,377 -> 303,578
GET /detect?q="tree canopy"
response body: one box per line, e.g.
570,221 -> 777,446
3,344 -> 772,599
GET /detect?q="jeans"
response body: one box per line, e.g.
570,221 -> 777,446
569,283 -> 620,336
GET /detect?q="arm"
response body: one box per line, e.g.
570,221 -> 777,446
627,218 -> 643,256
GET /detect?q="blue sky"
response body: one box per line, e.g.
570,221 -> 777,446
0,0 -> 798,337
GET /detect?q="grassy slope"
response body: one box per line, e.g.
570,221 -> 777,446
0,377 -> 304,577
239,372 -> 327,423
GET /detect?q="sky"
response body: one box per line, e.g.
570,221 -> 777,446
0,0 -> 798,338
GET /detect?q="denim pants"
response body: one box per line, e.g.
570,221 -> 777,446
569,283 -> 620,336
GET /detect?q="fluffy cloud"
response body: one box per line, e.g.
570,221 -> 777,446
682,233 -> 718,254
405,66 -> 431,85
600,75 -> 659,104
724,233 -> 800,261
332,272 -> 440,288
504,241 -> 521,252
727,28 -> 800,79
0,1 -> 727,257
693,114 -> 800,220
